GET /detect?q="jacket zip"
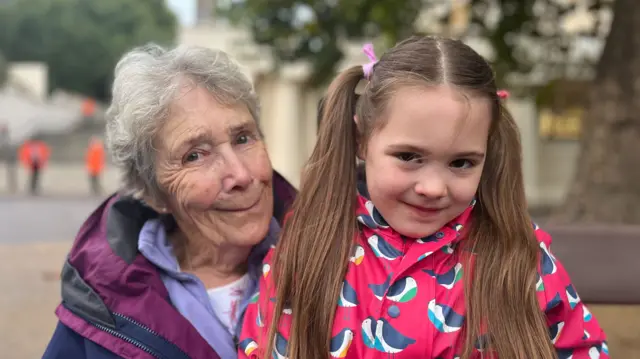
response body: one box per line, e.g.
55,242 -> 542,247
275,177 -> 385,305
83,311 -> 192,359
90,320 -> 168,359
113,313 -> 191,359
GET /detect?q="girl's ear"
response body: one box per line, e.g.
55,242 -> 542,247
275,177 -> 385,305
354,115 -> 366,160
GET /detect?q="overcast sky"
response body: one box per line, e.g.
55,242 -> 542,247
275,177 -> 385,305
166,0 -> 196,27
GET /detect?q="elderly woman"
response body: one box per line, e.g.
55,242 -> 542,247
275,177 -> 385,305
42,44 -> 296,359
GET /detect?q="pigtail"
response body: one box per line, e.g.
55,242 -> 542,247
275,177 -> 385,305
463,102 -> 556,359
264,66 -> 364,359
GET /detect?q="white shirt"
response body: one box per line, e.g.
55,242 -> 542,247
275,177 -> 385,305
206,273 -> 251,335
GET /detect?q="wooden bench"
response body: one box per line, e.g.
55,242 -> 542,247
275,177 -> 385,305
546,224 -> 640,357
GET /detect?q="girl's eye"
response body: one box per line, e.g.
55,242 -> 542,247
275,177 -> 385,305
450,159 -> 473,169
395,152 -> 420,162
183,152 -> 201,163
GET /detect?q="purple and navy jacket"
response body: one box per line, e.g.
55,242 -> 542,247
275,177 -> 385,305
42,171 -> 296,359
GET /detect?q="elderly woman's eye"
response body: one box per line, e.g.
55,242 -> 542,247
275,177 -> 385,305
184,152 -> 201,163
236,133 -> 252,145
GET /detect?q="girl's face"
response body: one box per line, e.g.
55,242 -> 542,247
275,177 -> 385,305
362,85 -> 492,238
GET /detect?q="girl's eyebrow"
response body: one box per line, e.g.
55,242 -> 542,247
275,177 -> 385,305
387,144 -> 485,158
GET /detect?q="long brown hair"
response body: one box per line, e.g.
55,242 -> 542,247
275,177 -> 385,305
265,36 -> 556,359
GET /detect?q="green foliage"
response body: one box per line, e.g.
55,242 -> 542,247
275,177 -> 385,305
223,0 -> 610,90
223,0 -> 423,87
0,0 -> 177,100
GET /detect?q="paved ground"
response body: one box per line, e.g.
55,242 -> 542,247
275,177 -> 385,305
0,197 -> 102,359
0,241 -> 71,359
0,163 -> 121,197
0,197 -> 103,244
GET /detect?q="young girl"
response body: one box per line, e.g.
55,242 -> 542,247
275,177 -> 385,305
238,36 -> 608,359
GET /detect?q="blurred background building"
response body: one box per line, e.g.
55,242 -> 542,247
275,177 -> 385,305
1,1 -> 638,359
173,0 -> 592,208
0,0 -> 596,209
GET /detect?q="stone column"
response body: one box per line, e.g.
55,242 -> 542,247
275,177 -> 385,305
303,89 -> 322,157
265,63 -> 309,187
507,97 -> 540,206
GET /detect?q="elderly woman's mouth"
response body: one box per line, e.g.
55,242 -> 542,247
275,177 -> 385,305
218,197 -> 262,212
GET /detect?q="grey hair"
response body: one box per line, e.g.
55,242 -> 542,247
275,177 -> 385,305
105,43 -> 260,201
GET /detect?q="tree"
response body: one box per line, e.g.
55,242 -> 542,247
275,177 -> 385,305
222,0 -> 423,86
553,0 -> 640,224
0,0 -> 177,100
222,0 -> 606,89
226,0 -> 640,224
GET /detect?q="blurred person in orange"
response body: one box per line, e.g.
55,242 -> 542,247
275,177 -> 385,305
18,138 -> 50,195
82,97 -> 97,121
85,136 -> 105,195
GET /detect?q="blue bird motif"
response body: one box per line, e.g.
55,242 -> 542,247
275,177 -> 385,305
338,280 -> 359,307
423,263 -> 463,290
583,305 -> 593,322
557,349 -> 574,359
272,332 -> 288,359
417,251 -> 434,261
588,344 -> 603,358
256,305 -> 264,327
386,276 -> 418,303
549,321 -> 565,344
368,274 -> 392,300
441,244 -> 454,254
545,292 -> 562,312
238,338 -> 258,356
349,245 -> 365,266
375,318 -> 416,353
357,201 -> 389,229
366,200 -> 389,228
367,235 -> 402,260
357,214 -> 377,229
416,233 -> 439,244
540,241 -> 557,276
361,317 -> 379,350
249,291 -> 259,304
566,284 -> 581,309
536,272 -> 545,291
329,328 -> 354,358
428,299 -> 465,333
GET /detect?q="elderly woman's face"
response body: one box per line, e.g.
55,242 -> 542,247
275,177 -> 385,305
154,86 -> 273,248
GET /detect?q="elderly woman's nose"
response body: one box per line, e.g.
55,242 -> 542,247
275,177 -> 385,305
220,151 -> 252,192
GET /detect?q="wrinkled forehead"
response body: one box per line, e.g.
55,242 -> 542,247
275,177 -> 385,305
157,86 -> 256,151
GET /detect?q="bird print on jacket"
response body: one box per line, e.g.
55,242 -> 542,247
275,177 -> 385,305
238,191 -> 609,359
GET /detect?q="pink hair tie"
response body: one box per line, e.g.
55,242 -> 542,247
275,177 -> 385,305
497,89 -> 510,99
362,43 -> 378,80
